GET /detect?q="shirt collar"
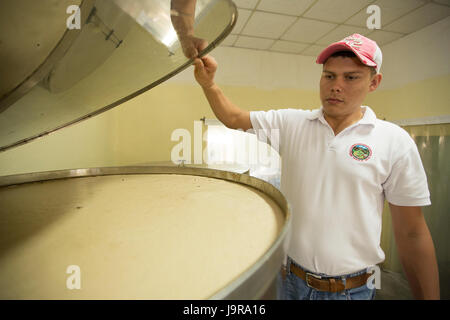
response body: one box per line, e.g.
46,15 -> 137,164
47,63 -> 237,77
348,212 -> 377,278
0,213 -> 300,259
306,105 -> 377,126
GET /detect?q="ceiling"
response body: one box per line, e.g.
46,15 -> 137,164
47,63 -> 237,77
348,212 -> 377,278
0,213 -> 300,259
219,0 -> 450,56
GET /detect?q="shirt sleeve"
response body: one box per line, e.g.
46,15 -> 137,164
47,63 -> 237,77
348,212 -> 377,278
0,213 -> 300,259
250,109 -> 294,155
383,143 -> 431,207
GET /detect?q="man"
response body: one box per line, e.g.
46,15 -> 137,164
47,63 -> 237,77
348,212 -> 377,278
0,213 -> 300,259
192,34 -> 440,300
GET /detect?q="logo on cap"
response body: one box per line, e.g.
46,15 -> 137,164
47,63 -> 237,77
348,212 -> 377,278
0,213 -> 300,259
343,36 -> 363,48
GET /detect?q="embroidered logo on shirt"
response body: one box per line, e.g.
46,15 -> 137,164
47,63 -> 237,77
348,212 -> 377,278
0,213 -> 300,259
350,144 -> 372,161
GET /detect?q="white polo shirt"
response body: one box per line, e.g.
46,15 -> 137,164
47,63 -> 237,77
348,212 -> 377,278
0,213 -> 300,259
250,106 -> 431,276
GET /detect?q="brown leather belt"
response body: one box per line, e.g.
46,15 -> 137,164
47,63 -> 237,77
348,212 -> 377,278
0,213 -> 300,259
289,263 -> 371,292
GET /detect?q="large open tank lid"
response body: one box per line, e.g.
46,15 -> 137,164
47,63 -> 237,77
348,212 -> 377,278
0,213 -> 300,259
0,0 -> 237,152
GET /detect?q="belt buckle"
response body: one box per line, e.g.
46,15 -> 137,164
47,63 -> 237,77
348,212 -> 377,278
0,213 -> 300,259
305,272 -> 322,289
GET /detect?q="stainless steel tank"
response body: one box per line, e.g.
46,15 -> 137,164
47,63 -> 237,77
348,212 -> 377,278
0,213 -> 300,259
0,166 -> 291,299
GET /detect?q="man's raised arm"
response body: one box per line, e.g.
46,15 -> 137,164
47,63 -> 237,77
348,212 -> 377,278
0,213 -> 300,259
193,55 -> 252,131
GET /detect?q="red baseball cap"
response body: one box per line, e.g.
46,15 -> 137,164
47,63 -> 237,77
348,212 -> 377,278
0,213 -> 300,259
316,33 -> 382,73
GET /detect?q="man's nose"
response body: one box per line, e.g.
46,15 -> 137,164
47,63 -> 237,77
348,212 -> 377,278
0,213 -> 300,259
331,78 -> 344,92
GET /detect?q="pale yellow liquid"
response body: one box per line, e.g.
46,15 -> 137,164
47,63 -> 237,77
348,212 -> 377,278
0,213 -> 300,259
0,174 -> 284,299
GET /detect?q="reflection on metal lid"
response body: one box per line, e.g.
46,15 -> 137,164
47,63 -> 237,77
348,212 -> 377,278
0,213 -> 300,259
0,0 -> 237,153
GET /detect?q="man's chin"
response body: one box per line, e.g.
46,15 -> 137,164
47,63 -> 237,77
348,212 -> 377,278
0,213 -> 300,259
323,104 -> 340,113
322,104 -> 347,118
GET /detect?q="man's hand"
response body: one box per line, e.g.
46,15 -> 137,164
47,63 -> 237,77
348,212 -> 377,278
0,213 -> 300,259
179,35 -> 208,59
191,54 -> 251,131
193,55 -> 217,89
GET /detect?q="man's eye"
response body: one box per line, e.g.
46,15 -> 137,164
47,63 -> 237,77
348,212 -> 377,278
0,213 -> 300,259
324,75 -> 333,79
347,76 -> 357,80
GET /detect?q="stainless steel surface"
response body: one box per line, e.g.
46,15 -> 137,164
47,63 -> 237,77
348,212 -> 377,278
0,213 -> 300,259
0,0 -> 93,112
0,165 -> 291,299
0,0 -> 237,152
41,2 -> 134,94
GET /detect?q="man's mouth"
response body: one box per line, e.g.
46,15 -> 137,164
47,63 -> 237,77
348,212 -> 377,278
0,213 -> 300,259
326,98 -> 343,104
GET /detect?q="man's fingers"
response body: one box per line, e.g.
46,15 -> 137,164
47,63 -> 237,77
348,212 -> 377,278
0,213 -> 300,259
193,58 -> 204,69
193,55 -> 216,88
193,55 -> 217,73
201,55 -> 217,69
197,39 -> 208,52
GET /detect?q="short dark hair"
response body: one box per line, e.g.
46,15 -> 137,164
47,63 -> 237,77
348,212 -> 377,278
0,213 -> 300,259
326,51 -> 377,76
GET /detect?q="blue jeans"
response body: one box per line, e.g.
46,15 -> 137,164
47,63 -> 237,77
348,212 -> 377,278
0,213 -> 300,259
276,257 -> 376,300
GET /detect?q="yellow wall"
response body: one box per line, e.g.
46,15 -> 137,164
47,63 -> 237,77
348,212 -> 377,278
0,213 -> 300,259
0,110 -> 115,176
366,74 -> 450,121
107,82 -> 319,166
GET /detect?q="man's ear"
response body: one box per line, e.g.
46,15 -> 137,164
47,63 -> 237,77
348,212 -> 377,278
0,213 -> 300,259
369,73 -> 382,92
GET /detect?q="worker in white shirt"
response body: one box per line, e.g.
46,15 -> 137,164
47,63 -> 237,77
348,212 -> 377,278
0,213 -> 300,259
192,34 -> 440,300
